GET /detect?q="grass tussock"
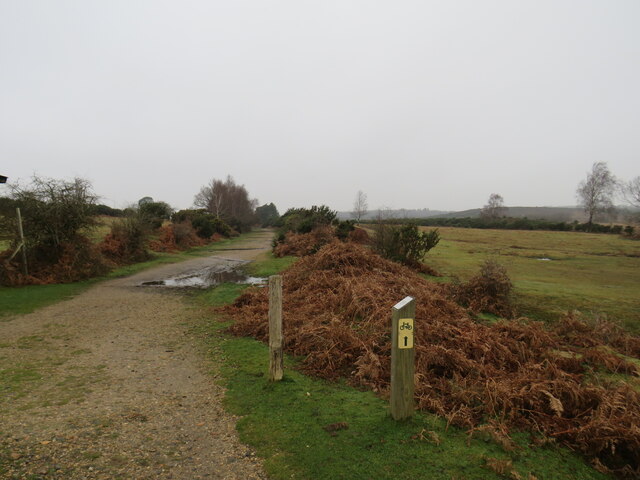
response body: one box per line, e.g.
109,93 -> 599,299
224,242 -> 640,478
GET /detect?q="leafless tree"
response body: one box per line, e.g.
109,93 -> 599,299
576,162 -> 617,229
194,178 -> 224,218
621,176 -> 640,209
352,190 -> 368,222
480,193 -> 507,219
193,176 -> 256,231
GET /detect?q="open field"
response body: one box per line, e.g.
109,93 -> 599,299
421,227 -> 640,331
85,215 -> 118,243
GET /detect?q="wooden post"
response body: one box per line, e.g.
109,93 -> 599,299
391,296 -> 415,420
268,275 -> 284,381
16,207 -> 28,276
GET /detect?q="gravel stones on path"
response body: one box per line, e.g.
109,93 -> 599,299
0,232 -> 273,479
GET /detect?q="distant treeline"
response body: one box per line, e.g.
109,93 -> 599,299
361,217 -> 635,235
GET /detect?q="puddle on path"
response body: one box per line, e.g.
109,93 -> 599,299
139,266 -> 266,289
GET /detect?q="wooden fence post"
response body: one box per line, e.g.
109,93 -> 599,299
16,208 -> 28,276
391,296 -> 415,420
268,275 -> 284,381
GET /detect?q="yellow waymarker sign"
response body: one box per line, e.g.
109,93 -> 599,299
398,318 -> 414,349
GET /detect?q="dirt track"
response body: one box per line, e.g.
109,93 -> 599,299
0,231 -> 272,479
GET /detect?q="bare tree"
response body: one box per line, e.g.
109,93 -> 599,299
621,176 -> 640,209
576,162 -> 617,229
480,193 -> 507,219
194,178 -> 225,218
193,176 -> 256,232
352,190 -> 368,222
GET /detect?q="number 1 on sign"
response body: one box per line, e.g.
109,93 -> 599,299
398,318 -> 414,349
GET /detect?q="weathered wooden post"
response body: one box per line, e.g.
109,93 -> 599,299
16,208 -> 28,276
391,296 -> 415,420
268,275 -> 284,381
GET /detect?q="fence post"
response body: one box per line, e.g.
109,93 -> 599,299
391,296 -> 415,420
268,275 -> 284,381
16,208 -> 28,276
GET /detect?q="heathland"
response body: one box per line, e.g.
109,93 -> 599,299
421,227 -> 640,331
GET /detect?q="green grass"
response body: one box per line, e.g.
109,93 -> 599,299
421,227 -> 640,331
244,252 -> 297,278
0,283 -> 95,319
211,331 -> 607,480
194,255 -> 610,480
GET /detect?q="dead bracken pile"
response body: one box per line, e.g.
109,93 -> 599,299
225,242 -> 640,477
452,259 -> 515,317
272,226 -> 336,257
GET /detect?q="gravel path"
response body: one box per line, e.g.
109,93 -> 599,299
0,232 -> 272,479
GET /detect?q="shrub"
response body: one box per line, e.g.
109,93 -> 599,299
373,223 -> 440,268
453,260 -> 514,317
272,205 -> 339,254
173,209 -> 232,238
100,214 -> 152,264
9,176 -> 98,251
171,221 -> 206,249
1,176 -> 113,285
335,220 -> 355,240
278,205 -> 337,235
149,222 -> 208,253
139,201 -> 172,229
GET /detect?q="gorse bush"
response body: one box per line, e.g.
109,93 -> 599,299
277,205 -> 337,235
139,200 -> 172,229
335,220 -> 356,240
271,205 -> 340,255
172,209 -> 232,238
373,223 -> 440,268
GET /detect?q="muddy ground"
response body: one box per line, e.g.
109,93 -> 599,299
0,231 -> 273,479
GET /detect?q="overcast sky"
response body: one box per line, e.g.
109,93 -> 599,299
1,1 -> 639,213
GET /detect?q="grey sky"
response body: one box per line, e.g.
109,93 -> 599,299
1,1 -> 638,213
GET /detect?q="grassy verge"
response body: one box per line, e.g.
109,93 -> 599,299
0,231 -> 269,320
420,227 -> 640,331
195,256 -> 610,480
